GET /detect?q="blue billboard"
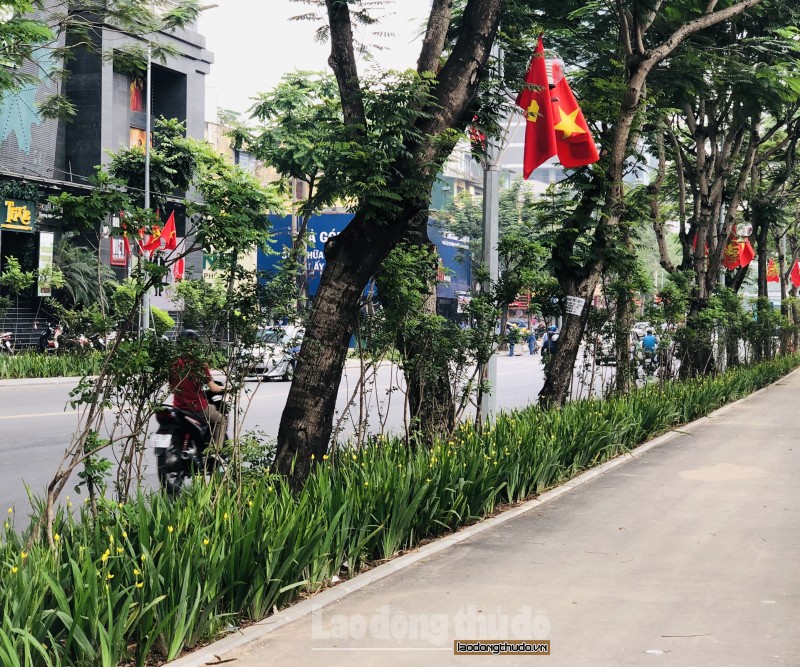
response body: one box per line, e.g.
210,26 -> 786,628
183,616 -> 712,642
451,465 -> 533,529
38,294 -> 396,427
258,214 -> 472,300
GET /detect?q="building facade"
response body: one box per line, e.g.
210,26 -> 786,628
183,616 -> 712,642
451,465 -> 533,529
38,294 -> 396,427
0,3 -> 212,338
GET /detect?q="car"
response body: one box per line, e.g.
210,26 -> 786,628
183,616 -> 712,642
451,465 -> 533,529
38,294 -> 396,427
591,325 -> 639,365
243,325 -> 304,381
632,321 -> 651,340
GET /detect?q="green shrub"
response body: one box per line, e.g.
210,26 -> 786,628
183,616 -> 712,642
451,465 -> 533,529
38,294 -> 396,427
2,354 -> 798,665
0,351 -> 104,379
150,306 -> 175,336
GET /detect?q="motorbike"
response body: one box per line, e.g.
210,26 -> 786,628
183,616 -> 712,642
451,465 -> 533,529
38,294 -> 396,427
38,325 -> 63,354
88,331 -> 117,352
0,331 -> 13,355
152,388 -> 229,496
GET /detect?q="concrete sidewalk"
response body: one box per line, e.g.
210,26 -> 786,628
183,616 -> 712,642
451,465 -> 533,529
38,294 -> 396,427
179,371 -> 800,666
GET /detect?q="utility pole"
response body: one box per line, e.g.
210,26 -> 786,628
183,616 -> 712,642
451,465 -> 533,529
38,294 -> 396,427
480,43 -> 501,423
140,37 -> 153,334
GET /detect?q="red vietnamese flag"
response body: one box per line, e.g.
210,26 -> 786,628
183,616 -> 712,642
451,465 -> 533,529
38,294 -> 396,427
738,239 -> 755,268
721,237 -> 741,270
516,36 -> 557,178
791,261 -> 800,288
161,212 -> 178,250
549,61 -> 599,168
142,225 -> 162,253
767,258 -> 780,282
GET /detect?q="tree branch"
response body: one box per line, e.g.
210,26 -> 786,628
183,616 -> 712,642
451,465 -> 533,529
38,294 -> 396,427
325,0 -> 366,130
417,0 -> 454,75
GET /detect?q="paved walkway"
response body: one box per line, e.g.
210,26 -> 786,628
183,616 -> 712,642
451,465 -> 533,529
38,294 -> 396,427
193,371 -> 800,666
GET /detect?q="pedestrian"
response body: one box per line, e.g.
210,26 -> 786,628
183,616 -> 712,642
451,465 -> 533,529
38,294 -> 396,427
527,328 -> 537,355
507,325 -> 520,356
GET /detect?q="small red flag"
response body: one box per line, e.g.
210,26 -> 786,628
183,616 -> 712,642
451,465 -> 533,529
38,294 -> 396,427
738,239 -> 755,268
161,212 -> 178,250
791,261 -> 800,288
722,237 -> 741,270
767,258 -> 780,283
516,36 -> 557,178
549,61 -> 599,168
173,257 -> 185,282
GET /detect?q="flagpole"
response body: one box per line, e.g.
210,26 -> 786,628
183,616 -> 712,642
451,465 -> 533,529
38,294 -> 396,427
480,41 -> 501,424
141,37 -> 153,334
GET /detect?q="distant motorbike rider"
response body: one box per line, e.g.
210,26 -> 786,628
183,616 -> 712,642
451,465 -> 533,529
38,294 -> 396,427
169,329 -> 227,450
642,328 -> 658,355
642,328 -> 659,368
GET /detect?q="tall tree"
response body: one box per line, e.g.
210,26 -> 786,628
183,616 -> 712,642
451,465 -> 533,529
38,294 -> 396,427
272,0 -> 504,487
535,0 -> 768,406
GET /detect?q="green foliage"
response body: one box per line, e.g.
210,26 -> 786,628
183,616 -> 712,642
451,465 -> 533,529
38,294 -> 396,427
173,278 -> 228,333
48,301 -> 114,338
0,256 -> 35,296
238,69 -> 443,223
53,235 -> 115,308
0,351 -> 104,379
109,118 -> 197,211
188,142 -> 283,254
2,354 -> 798,664
150,306 -> 175,336
109,279 -> 138,322
0,178 -> 39,202
1,0 -> 203,118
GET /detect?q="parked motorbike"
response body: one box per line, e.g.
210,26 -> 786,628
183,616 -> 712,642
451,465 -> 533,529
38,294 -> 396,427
38,325 -> 63,354
152,388 -> 229,496
59,331 -> 92,351
88,331 -> 117,351
0,331 -> 13,355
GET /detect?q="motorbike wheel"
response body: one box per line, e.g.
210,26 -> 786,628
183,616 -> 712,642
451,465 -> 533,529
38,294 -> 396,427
156,450 -> 188,497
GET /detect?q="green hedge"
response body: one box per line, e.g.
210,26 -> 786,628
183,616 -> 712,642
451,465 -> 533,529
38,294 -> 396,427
2,355 -> 798,666
0,351 -> 104,379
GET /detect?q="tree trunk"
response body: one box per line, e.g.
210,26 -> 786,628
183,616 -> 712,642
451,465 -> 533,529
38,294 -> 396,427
613,286 -> 635,393
539,274 -> 596,408
379,221 -> 456,445
273,0 -> 503,488
272,211 -> 412,487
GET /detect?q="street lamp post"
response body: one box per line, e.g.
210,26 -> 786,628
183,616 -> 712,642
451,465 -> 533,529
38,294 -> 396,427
480,43 -> 501,423
140,37 -> 153,333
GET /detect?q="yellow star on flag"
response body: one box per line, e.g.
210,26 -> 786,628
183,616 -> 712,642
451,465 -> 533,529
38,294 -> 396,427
526,99 -> 540,123
553,107 -> 585,138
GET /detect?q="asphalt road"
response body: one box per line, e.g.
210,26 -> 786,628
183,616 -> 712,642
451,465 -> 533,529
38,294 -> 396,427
1,352 -> 607,520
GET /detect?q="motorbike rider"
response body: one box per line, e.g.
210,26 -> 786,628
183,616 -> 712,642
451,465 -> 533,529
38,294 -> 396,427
642,328 -> 659,368
642,328 -> 658,355
169,329 -> 227,450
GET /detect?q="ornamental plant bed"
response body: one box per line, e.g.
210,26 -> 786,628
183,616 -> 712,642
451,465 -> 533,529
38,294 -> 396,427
0,351 -> 104,379
1,354 -> 798,666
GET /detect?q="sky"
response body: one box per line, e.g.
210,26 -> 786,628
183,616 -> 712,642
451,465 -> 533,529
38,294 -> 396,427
198,0 -> 433,120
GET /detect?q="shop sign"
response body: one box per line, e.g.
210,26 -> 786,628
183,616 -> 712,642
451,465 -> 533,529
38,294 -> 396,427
37,231 -> 55,297
1,199 -> 36,232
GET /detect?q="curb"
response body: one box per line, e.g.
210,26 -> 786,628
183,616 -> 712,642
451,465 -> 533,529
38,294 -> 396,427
0,376 -> 87,388
166,365 -> 800,666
